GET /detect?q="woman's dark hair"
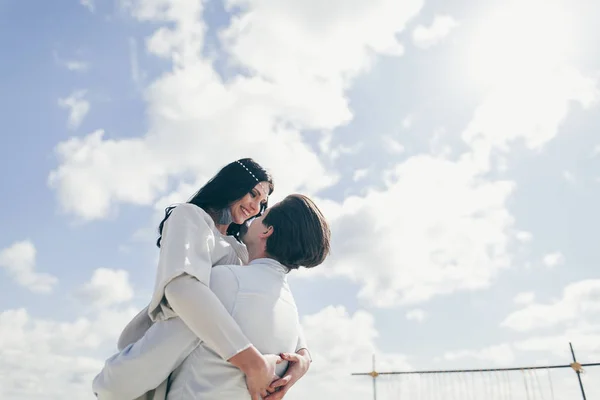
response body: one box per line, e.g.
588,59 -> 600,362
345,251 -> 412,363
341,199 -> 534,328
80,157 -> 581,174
262,194 -> 331,269
156,158 -> 274,247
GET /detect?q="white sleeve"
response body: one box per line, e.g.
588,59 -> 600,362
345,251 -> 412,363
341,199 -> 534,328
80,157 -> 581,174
117,305 -> 153,351
295,321 -> 312,362
296,325 -> 308,352
92,318 -> 199,400
165,273 -> 251,361
148,204 -> 217,322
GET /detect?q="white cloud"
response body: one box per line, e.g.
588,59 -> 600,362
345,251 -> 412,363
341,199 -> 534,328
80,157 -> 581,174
53,52 -> 89,72
220,0 -> 422,86
49,0 -> 424,221
0,240 -> 58,294
66,60 -> 89,72
542,252 -> 565,268
310,62 -> 592,309
48,130 -> 169,220
412,15 -> 459,49
514,291 -> 535,305
502,279 -> 600,332
323,140 -> 363,162
308,154 -> 516,307
58,90 -> 90,130
0,305 -> 137,400
80,0 -> 94,12
402,115 -> 412,129
352,168 -> 369,182
287,306 -> 410,400
0,268 -> 138,399
129,37 -> 143,84
515,231 -> 533,243
562,170 -> 576,183
405,308 -> 427,322
443,343 -> 515,366
382,135 -> 405,154
514,325 -> 600,361
77,268 -> 135,308
462,67 -> 599,168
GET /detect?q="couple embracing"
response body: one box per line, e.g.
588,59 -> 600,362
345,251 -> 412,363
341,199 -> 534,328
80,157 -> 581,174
93,158 -> 331,400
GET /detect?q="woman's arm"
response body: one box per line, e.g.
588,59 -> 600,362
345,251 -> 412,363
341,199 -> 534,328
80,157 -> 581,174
116,305 -> 153,351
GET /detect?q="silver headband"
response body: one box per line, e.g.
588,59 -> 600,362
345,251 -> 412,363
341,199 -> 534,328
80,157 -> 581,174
236,160 -> 269,198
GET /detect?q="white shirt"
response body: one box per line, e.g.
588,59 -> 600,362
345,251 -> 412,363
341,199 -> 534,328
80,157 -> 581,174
168,258 -> 300,399
93,258 -> 304,400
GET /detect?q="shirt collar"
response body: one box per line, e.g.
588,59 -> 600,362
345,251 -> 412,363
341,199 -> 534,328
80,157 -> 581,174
248,258 -> 289,273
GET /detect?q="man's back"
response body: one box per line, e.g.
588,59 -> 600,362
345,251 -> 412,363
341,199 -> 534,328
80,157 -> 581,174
167,258 -> 300,400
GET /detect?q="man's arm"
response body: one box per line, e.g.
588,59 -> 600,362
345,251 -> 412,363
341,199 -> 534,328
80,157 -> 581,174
211,266 -> 311,400
266,330 -> 311,399
295,325 -> 312,361
92,317 -> 199,400
266,350 -> 311,399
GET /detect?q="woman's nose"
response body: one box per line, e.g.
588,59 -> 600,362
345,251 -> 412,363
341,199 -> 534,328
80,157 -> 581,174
248,199 -> 259,213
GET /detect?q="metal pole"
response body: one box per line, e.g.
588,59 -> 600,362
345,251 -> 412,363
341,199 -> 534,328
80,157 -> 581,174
569,342 -> 586,400
372,354 -> 377,400
351,362 -> 600,376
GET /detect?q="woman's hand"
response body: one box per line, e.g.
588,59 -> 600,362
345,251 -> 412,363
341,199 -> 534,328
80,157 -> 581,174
230,348 -> 283,400
264,350 -> 311,399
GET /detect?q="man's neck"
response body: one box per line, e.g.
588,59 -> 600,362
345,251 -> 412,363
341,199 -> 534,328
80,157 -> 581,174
247,247 -> 270,263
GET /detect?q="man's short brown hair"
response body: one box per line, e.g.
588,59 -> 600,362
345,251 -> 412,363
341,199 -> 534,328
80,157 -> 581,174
262,194 -> 331,269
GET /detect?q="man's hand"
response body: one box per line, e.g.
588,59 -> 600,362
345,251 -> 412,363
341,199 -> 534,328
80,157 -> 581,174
264,351 -> 311,399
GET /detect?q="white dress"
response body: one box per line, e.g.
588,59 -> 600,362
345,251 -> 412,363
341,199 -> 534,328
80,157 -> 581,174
114,203 -> 249,400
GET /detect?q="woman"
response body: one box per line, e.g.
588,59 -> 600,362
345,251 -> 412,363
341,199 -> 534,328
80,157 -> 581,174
106,158 -> 310,400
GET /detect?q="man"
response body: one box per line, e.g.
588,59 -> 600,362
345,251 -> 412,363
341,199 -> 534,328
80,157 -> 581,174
93,194 -> 331,400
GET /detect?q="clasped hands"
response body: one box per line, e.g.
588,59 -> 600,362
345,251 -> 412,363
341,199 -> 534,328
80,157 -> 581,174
247,350 -> 311,400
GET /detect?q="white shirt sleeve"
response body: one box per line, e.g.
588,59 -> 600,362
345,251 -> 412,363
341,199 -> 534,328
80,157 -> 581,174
92,318 -> 199,400
165,273 -> 251,360
148,204 -> 217,322
146,203 -> 252,360
92,270 -> 247,399
296,325 -> 308,352
295,325 -> 312,362
117,305 -> 153,351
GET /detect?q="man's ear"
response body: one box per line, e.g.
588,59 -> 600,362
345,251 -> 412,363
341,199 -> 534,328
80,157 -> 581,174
261,225 -> 274,239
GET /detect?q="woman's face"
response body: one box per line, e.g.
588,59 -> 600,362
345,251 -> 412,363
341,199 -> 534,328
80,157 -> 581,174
229,181 -> 270,224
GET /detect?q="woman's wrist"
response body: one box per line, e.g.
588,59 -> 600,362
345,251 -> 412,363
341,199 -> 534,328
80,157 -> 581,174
228,345 -> 266,375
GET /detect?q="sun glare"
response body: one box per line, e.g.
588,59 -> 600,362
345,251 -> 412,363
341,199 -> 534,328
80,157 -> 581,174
466,0 -> 576,88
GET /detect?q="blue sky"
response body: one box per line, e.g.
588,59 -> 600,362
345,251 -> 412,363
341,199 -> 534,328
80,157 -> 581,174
1,0 -> 600,399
